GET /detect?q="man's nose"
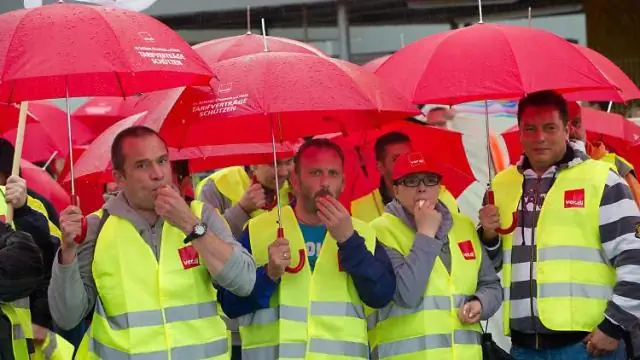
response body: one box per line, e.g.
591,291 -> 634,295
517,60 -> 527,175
150,163 -> 164,180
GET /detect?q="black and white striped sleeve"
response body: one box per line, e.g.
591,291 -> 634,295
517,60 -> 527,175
598,169 -> 640,338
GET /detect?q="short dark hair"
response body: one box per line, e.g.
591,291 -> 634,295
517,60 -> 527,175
0,138 -> 14,179
111,126 -> 166,172
517,90 -> 569,126
294,138 -> 345,174
374,131 -> 410,162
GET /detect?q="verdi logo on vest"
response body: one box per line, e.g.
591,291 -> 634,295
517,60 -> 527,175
457,240 -> 476,260
564,189 -> 585,208
178,245 -> 200,269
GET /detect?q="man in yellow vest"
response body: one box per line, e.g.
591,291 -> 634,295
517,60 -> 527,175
196,161 -> 294,239
368,150 -> 502,359
0,173 -> 49,359
478,90 -> 640,359
217,138 -> 396,359
49,126 -> 257,359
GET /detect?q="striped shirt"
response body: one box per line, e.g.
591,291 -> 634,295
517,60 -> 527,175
484,142 -> 640,337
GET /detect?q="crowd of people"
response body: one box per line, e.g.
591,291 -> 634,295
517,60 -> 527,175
1,90 -> 640,360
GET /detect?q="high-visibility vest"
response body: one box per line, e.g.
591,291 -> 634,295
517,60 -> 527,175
34,330 -> 75,360
600,152 -> 635,174
368,206 -> 483,359
240,205 -> 376,360
492,161 -> 616,335
195,166 -> 292,218
0,298 -> 33,360
75,201 -> 229,359
27,196 -> 61,239
350,186 -> 459,223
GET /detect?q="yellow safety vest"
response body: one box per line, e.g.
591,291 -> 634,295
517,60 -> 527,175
492,161 -> 616,335
27,196 -> 61,239
368,209 -> 483,359
76,201 -> 229,359
240,205 -> 376,360
600,152 -> 635,175
195,166 -> 292,218
34,330 -> 75,360
0,298 -> 33,360
351,186 -> 459,223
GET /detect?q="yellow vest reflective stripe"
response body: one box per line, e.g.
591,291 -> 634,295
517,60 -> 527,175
0,298 -> 33,359
350,186 -> 459,223
368,210 -> 483,360
600,152 -> 635,174
26,196 -> 61,239
241,206 -> 375,360
78,200 -> 229,359
492,161 -> 615,335
195,166 -> 292,218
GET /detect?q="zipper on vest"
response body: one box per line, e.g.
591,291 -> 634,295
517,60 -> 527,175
530,176 -> 542,349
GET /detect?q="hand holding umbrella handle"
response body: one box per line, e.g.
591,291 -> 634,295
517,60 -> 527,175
71,195 -> 87,244
278,227 -> 306,273
486,189 -> 518,235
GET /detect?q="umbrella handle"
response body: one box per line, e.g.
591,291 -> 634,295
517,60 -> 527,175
486,189 -> 518,235
71,195 -> 87,244
278,228 -> 306,274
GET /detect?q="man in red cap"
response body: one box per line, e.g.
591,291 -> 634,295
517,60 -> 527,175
368,150 -> 502,359
567,101 -> 640,206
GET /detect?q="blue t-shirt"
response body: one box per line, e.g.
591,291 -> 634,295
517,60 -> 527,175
299,223 -> 327,271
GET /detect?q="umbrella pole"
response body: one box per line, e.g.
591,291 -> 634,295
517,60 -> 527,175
5,101 -> 29,224
484,100 -> 493,181
42,151 -> 59,172
270,118 -> 283,238
65,85 -> 76,198
607,101 -> 613,113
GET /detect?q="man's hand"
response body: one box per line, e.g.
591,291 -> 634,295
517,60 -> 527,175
239,184 -> 266,213
414,200 -> 442,238
59,206 -> 84,263
584,329 -> 620,357
266,237 -> 291,281
5,175 -> 27,209
154,185 -> 198,234
32,323 -> 48,345
478,205 -> 501,241
458,300 -> 482,324
316,196 -> 353,243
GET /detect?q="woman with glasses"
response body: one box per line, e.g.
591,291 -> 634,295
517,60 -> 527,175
367,151 -> 502,360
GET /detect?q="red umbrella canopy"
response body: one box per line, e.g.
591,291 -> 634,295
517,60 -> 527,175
193,33 -> 327,64
21,159 -> 71,214
375,23 -> 618,105
72,96 -> 141,135
564,44 -> 640,102
0,2 -> 213,102
361,54 -> 391,73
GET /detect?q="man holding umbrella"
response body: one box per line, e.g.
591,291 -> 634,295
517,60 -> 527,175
217,138 -> 396,359
479,90 -> 640,359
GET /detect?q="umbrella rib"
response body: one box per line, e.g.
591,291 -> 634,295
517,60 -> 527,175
496,27 -> 526,96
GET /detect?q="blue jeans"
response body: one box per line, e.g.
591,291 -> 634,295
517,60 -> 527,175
511,341 -> 627,360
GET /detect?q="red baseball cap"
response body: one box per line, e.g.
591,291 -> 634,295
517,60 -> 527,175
392,151 -> 439,181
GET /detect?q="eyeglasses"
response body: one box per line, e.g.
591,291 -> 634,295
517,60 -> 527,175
396,174 -> 441,187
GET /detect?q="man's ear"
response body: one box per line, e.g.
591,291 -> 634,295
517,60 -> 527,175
289,170 -> 300,193
112,169 -> 125,184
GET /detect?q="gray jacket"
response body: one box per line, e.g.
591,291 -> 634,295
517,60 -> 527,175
48,191 -> 257,330
198,178 -> 251,240
381,199 -> 502,320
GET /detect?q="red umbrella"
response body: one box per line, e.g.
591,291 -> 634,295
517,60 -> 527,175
0,3 -> 213,102
501,107 -> 640,165
564,45 -> 640,102
375,23 -> 617,105
72,96 -> 141,135
0,101 -> 94,162
362,54 -> 391,73
193,33 -> 327,64
138,52 -> 417,148
21,159 -> 71,214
